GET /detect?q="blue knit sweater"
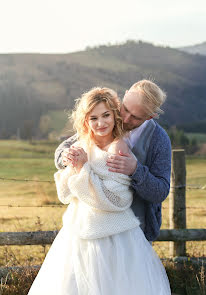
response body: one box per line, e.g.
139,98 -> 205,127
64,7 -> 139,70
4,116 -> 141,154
130,122 -> 171,241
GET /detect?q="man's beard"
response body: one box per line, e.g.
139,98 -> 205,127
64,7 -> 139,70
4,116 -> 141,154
123,123 -> 135,131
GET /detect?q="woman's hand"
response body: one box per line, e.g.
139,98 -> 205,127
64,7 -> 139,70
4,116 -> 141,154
62,148 -> 76,167
65,146 -> 88,173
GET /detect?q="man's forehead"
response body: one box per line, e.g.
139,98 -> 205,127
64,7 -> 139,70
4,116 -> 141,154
123,92 -> 143,108
122,93 -> 149,118
123,91 -> 142,105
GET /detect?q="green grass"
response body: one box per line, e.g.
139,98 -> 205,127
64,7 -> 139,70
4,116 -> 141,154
0,158 -> 54,179
186,133 -> 206,144
186,156 -> 206,186
46,110 -> 70,134
0,140 -> 59,159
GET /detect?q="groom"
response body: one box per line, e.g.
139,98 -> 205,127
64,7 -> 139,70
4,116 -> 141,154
54,80 -> 171,242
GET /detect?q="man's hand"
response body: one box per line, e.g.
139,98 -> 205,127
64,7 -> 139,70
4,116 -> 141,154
106,150 -> 137,175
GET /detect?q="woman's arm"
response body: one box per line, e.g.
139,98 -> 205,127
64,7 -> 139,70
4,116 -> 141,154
54,141 -> 86,204
55,140 -> 132,211
54,165 -> 76,204
68,157 -> 132,212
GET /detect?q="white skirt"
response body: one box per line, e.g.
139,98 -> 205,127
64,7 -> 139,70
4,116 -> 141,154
28,222 -> 171,295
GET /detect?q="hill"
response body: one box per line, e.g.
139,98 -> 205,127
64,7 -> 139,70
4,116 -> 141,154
179,41 -> 206,55
1,40 -> 206,138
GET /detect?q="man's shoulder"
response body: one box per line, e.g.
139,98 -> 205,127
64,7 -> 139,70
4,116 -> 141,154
147,121 -> 171,158
151,121 -> 170,145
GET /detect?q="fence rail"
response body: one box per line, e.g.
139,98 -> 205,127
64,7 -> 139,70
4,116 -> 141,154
0,229 -> 206,246
0,150 -> 205,260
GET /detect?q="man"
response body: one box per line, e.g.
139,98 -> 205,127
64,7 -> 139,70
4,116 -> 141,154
54,80 -> 171,242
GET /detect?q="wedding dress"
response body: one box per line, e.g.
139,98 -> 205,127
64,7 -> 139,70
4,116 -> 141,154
28,142 -> 171,295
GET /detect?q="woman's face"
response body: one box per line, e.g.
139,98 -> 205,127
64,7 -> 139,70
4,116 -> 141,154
87,102 -> 115,139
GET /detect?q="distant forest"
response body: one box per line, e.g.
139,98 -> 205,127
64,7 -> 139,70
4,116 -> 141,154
180,41 -> 206,56
1,40 -> 206,139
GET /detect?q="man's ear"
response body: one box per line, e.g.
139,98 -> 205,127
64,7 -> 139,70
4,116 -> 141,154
146,116 -> 153,120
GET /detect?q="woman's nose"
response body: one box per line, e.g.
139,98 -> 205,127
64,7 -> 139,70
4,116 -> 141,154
97,119 -> 104,126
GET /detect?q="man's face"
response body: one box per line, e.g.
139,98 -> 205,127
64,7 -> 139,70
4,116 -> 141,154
120,91 -> 151,131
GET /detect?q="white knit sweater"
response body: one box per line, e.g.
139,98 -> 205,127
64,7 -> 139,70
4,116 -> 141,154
54,141 -> 140,239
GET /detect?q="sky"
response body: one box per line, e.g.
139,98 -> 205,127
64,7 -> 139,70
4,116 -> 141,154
0,0 -> 205,53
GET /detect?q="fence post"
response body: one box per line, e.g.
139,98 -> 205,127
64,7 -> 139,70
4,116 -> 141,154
169,149 -> 186,257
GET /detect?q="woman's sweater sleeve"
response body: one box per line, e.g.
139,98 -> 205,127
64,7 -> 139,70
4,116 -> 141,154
68,162 -> 133,212
54,165 -> 76,204
54,134 -> 78,169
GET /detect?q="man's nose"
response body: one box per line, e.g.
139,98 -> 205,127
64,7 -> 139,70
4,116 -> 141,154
123,113 -> 131,123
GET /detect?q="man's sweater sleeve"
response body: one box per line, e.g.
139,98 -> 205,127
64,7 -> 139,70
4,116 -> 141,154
54,134 -> 78,170
131,129 -> 171,203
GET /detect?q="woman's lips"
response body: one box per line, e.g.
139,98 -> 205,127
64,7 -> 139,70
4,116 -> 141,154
98,127 -> 107,131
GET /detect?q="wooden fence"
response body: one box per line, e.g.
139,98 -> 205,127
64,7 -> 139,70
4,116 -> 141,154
0,149 -> 206,276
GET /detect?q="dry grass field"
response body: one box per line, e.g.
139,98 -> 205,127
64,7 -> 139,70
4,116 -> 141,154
0,140 -> 206,265
0,140 -> 205,294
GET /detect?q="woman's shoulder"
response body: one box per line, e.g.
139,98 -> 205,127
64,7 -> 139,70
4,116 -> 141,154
107,138 -> 130,155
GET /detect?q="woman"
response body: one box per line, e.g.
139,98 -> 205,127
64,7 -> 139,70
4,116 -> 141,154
28,87 -> 171,295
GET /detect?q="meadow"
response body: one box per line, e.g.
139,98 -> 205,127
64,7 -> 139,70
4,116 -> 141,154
0,139 -> 206,294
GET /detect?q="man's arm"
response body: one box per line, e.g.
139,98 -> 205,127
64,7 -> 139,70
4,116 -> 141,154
54,134 -> 78,169
131,129 -> 171,204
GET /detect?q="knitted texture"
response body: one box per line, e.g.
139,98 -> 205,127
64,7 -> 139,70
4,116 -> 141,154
54,121 -> 171,242
54,142 -> 140,239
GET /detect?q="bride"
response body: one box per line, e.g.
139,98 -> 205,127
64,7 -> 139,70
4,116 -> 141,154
28,87 -> 171,295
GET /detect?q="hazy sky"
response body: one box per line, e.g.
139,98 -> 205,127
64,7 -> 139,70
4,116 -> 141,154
0,0 -> 205,53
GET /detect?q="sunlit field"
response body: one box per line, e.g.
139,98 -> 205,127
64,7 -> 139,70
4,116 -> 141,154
0,140 -> 206,266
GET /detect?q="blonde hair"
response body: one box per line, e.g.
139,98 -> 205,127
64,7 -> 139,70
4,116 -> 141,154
130,80 -> 166,118
71,87 -> 124,146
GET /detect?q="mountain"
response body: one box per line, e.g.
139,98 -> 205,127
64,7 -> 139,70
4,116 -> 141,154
1,40 -> 206,138
179,41 -> 206,55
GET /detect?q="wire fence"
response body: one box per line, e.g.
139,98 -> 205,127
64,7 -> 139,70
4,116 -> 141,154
0,204 -> 205,209
0,176 -> 205,189
0,204 -> 64,208
0,177 -> 54,183
0,176 -> 205,209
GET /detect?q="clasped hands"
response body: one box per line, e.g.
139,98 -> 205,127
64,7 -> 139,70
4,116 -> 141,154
62,146 -> 137,176
62,146 -> 88,173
